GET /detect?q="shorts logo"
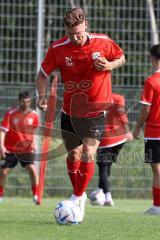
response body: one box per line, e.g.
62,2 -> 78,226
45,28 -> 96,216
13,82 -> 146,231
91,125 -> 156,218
90,127 -> 103,138
65,56 -> 74,66
95,129 -> 101,138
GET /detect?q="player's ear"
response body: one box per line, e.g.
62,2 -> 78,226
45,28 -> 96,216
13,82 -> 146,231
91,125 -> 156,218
85,20 -> 88,29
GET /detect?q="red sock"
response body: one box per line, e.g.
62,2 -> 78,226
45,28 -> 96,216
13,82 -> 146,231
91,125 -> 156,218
32,184 -> 38,196
74,161 -> 94,196
0,185 -> 4,197
66,158 -> 80,189
153,186 -> 160,206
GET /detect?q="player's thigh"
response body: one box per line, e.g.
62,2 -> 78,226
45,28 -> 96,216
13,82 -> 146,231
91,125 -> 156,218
0,153 -> 18,169
72,112 -> 106,142
61,112 -> 82,152
111,143 -> 124,160
25,163 -> 37,175
0,167 -> 10,177
151,163 -> 160,176
96,148 -> 113,165
96,143 -> 124,164
16,153 -> 35,168
145,140 -> 160,163
82,137 -> 100,156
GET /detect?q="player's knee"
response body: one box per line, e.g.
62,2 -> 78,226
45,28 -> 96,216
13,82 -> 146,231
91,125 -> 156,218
154,168 -> 160,177
68,149 -> 81,161
25,164 -> 36,173
152,164 -> 160,177
0,169 -> 9,177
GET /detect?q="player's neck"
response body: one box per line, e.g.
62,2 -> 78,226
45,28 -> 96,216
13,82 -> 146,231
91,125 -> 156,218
156,64 -> 160,71
82,33 -> 89,46
153,61 -> 160,72
18,107 -> 31,114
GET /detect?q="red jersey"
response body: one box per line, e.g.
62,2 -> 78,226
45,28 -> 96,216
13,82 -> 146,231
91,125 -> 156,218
41,33 -> 124,117
99,93 -> 128,148
141,71 -> 160,139
0,107 -> 40,153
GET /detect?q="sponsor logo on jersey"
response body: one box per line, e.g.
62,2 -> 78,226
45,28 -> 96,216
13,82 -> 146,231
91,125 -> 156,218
65,56 -> 74,66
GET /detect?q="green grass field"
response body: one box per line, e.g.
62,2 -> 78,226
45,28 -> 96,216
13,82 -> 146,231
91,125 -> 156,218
0,198 -> 160,240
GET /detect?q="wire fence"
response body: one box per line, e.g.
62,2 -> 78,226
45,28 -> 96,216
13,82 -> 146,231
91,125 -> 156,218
0,0 -> 159,198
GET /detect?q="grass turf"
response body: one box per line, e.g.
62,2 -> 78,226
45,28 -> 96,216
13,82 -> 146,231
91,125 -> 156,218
0,198 -> 160,240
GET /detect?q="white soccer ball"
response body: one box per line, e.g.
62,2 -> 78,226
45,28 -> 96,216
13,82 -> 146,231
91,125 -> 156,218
54,200 -> 82,225
90,189 -> 105,206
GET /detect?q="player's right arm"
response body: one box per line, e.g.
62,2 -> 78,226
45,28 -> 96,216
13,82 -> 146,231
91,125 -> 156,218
0,111 -> 10,158
0,130 -> 7,158
36,44 -> 58,111
36,70 -> 48,111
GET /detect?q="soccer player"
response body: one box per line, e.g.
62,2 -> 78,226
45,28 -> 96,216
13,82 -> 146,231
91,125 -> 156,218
133,44 -> 160,215
36,8 -> 126,221
90,93 -> 133,206
0,91 -> 39,204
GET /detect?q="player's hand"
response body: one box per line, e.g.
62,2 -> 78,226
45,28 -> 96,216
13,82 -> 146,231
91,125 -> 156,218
37,97 -> 47,111
126,132 -> 134,142
0,145 -> 7,158
94,57 -> 113,71
133,128 -> 140,139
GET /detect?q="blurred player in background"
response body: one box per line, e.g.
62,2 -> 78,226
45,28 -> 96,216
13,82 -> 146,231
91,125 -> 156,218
133,44 -> 160,215
0,91 -> 39,204
36,7 -> 125,221
90,93 -> 133,206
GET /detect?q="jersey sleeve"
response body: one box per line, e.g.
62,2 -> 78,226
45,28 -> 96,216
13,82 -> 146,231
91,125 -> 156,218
117,106 -> 128,123
0,111 -> 10,131
112,94 -> 128,123
33,112 -> 40,128
104,37 -> 124,61
140,79 -> 153,105
41,45 -> 58,77
115,104 -> 128,124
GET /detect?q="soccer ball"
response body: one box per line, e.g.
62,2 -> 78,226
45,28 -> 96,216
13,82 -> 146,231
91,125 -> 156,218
54,200 -> 82,225
89,189 -> 105,206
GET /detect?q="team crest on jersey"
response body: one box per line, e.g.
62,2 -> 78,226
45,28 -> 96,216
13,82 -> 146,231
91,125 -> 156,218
65,56 -> 74,66
92,52 -> 100,60
27,118 -> 33,125
13,118 -> 19,125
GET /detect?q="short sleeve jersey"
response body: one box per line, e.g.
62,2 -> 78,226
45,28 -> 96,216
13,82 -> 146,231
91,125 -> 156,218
99,93 -> 128,148
141,71 -> 160,139
41,33 -> 124,117
0,107 -> 40,153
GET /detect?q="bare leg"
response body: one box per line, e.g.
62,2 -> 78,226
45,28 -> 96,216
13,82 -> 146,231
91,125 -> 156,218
25,164 -> 38,185
25,164 -> 39,203
0,168 -> 10,198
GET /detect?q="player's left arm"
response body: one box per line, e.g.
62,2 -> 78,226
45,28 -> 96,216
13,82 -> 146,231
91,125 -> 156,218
94,37 -> 126,71
94,55 -> 125,71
